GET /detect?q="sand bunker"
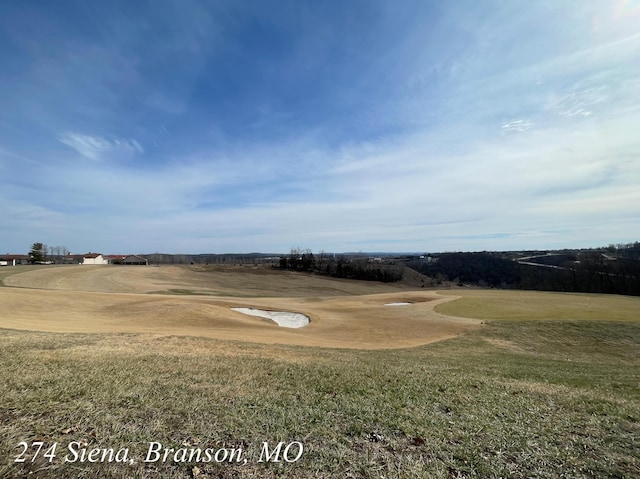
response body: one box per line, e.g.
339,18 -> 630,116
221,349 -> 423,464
231,308 -> 310,328
384,302 -> 412,306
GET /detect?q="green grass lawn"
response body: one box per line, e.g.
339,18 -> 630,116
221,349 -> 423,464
1,309 -> 638,478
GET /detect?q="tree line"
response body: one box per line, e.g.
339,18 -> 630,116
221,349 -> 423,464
407,243 -> 640,296
27,242 -> 70,263
278,248 -> 404,283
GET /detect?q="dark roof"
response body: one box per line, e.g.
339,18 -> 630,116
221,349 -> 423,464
0,254 -> 29,260
83,253 -> 102,258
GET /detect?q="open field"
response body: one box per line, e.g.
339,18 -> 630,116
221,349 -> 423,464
0,265 -> 476,349
1,264 -> 424,296
1,265 -> 639,478
436,289 -> 640,322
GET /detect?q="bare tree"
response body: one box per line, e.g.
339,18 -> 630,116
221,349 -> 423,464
317,250 -> 327,272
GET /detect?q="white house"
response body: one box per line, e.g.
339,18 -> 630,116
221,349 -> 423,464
82,253 -> 108,265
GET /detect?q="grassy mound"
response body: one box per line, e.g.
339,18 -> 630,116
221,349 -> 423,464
1,315 -> 638,478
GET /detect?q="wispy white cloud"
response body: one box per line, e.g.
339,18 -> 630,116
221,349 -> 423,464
58,132 -> 143,161
501,119 -> 534,133
545,86 -> 607,118
1,1 -> 639,253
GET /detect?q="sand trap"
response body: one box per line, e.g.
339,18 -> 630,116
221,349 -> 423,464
384,302 -> 412,306
231,308 -> 310,328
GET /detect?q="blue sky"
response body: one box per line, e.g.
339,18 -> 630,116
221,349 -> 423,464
1,0 -> 639,254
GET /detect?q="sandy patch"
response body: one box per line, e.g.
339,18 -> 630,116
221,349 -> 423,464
231,308 -> 310,328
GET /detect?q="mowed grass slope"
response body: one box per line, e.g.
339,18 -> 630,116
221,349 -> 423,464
436,288 -> 640,322
0,267 -> 638,478
0,265 -> 478,349
2,264 -> 420,297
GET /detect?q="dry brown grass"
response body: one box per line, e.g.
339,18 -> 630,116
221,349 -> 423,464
0,265 -> 479,349
436,288 -> 640,322
1,266 -> 639,478
1,319 -> 638,478
3,264 -> 419,296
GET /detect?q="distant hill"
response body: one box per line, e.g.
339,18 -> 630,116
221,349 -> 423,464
406,242 -> 640,296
